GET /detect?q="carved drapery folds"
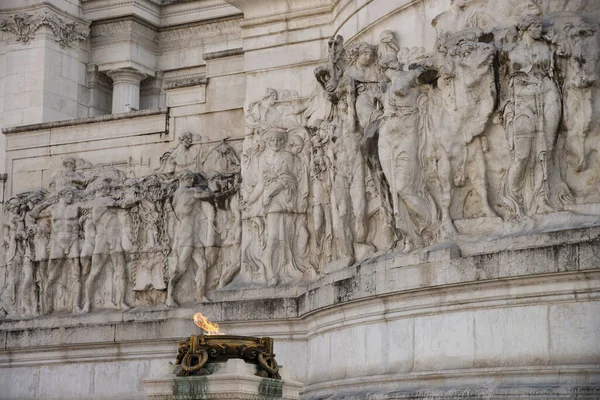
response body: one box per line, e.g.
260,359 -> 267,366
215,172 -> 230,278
0,10 -> 89,48
2,1 -> 600,318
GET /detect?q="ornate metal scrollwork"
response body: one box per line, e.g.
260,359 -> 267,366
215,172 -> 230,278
174,335 -> 281,379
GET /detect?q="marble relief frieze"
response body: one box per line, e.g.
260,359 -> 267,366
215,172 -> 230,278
2,0 -> 600,318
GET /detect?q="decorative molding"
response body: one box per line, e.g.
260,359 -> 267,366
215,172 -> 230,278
0,10 -> 89,47
164,74 -> 207,90
203,47 -> 244,60
161,1 -> 236,18
81,0 -> 161,19
157,18 -> 240,42
90,18 -> 158,51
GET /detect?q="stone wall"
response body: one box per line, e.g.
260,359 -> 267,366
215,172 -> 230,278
0,0 -> 599,398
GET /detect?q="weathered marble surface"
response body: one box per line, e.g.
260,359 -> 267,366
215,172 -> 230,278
2,0 -> 600,319
0,227 -> 599,399
0,0 -> 599,399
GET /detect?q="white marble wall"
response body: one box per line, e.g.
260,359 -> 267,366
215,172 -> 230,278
0,0 -> 600,399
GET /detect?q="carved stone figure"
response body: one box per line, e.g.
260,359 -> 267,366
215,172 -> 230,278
242,129 -> 314,285
167,171 -> 214,306
2,197 -> 26,315
428,38 -> 498,236
203,140 -> 243,289
310,124 -> 335,265
126,176 -> 168,293
29,188 -> 83,314
553,15 -> 600,172
432,0 -> 484,51
378,30 -> 399,59
245,88 -> 311,134
50,157 -> 88,191
500,15 -> 572,218
346,41 -> 383,130
82,183 -> 135,313
378,56 -> 438,250
158,132 -> 204,174
316,36 -> 370,268
21,190 -> 48,315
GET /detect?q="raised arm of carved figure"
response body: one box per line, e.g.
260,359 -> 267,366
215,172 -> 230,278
28,198 -> 54,220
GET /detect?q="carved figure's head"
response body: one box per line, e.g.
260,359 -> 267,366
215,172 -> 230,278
347,42 -> 378,67
6,197 -> 20,213
264,129 -> 287,152
59,188 -> 75,204
63,157 -> 77,172
180,132 -> 194,149
517,14 -> 544,40
450,41 -> 494,69
379,30 -> 396,44
287,135 -> 304,155
179,170 -> 197,188
564,22 -> 600,87
262,88 -> 278,106
96,182 -> 111,197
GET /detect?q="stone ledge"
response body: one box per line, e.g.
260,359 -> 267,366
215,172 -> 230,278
203,47 -> 244,61
2,109 -> 167,134
0,270 -> 597,352
302,365 -> 600,399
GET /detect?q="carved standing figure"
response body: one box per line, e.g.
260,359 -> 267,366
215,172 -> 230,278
81,183 -> 134,313
557,18 -> 599,172
426,38 -> 498,236
316,35 -> 369,268
379,56 -> 438,251
22,191 -> 47,315
2,198 -> 26,315
310,124 -> 335,264
167,171 -> 214,306
500,15 -> 571,218
29,188 -> 83,314
242,129 -> 313,285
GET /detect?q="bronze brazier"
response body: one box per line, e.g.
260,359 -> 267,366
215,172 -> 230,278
174,335 -> 281,379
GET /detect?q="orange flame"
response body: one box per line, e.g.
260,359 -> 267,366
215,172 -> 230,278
193,312 -> 225,335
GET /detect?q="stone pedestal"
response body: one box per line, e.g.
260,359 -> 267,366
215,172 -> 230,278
144,359 -> 302,400
107,68 -> 147,113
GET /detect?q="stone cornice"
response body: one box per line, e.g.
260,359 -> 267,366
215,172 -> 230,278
81,0 -> 240,28
90,17 -> 158,51
0,5 -> 89,48
2,109 -> 167,135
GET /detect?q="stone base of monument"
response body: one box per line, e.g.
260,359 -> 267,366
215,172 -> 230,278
143,359 -> 302,400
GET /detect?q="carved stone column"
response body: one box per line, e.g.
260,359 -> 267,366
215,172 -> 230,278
107,68 -> 147,113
